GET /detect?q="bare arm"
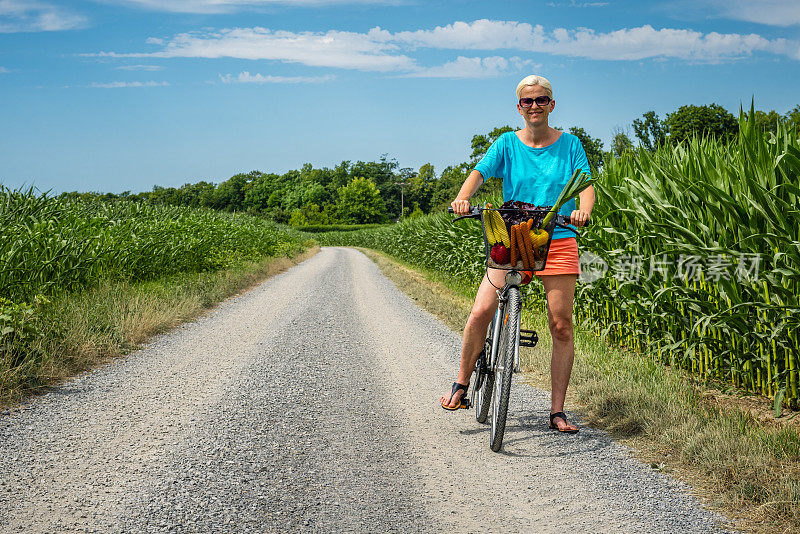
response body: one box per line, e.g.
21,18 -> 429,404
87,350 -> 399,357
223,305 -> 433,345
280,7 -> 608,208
572,184 -> 595,227
451,169 -> 485,215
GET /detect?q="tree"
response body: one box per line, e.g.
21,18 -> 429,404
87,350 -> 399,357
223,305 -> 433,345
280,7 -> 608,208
329,161 -> 351,191
408,163 -> 436,214
336,177 -> 387,224
385,167 -> 415,219
749,109 -> 784,134
632,111 -> 667,151
288,203 -> 332,226
785,105 -> 800,132
350,156 -> 400,216
147,185 -> 179,206
665,103 -> 738,145
211,172 -> 251,211
431,163 -> 470,210
470,125 -> 514,163
568,126 -> 604,176
242,173 -> 279,214
408,203 -> 425,218
177,181 -> 215,208
301,182 -> 328,206
610,128 -> 635,158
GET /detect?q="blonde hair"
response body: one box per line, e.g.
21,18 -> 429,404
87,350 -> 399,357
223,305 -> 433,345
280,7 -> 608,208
515,75 -> 553,99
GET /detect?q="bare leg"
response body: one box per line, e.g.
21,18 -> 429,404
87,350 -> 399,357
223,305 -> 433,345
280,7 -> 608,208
440,268 -> 505,408
541,274 -> 578,431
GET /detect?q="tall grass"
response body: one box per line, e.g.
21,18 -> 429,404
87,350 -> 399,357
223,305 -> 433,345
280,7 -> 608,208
317,107 -> 800,408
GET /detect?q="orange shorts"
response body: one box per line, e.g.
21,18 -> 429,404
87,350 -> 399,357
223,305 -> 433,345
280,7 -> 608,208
535,237 -> 580,277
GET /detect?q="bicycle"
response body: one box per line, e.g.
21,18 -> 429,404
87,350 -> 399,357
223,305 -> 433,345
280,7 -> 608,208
449,204 -> 579,452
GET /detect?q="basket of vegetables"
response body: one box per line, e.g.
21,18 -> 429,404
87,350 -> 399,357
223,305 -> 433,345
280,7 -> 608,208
482,204 -> 557,271
482,168 -> 594,271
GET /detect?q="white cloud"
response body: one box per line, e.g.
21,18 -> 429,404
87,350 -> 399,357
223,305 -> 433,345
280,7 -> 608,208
115,64 -> 164,71
383,20 -> 539,50
0,66 -> 9,73
219,71 -> 335,83
94,27 -> 416,71
92,0 -> 400,14
405,56 -> 537,78
89,80 -> 170,88
0,0 -> 87,33
89,19 -> 800,74
705,0 -> 800,27
389,20 -> 799,61
548,25 -> 792,61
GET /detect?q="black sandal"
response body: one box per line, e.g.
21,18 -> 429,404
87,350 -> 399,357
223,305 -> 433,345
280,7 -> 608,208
441,382 -> 471,411
549,411 -> 579,433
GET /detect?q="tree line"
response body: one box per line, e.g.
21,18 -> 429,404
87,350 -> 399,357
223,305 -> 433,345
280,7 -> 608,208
615,102 -> 800,154
72,157 -> 478,225
65,102 -> 799,225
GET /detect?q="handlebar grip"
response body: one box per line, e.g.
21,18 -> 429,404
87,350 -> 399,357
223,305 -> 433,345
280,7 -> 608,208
556,215 -> 590,227
448,205 -> 481,222
448,206 -> 478,213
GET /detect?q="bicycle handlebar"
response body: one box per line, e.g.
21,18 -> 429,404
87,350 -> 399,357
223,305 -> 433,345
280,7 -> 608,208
447,206 -> 588,228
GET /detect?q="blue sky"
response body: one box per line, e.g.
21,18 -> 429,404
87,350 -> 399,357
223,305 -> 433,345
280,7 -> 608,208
1,0 -> 799,194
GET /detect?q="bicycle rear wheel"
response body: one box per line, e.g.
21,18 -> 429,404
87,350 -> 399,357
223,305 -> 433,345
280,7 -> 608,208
490,287 -> 520,452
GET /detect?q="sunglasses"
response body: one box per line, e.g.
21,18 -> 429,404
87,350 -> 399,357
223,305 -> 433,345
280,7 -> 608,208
518,96 -> 552,108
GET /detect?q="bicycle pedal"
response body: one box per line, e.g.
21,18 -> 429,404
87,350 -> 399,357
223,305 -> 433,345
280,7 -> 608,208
519,329 -> 538,348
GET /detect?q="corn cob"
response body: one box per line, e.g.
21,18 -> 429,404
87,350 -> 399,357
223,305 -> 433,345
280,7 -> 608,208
483,212 -> 498,245
485,209 -> 511,248
493,211 -> 511,248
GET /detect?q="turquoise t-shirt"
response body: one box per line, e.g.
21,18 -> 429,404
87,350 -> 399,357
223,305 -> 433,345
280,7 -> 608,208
474,131 -> 591,240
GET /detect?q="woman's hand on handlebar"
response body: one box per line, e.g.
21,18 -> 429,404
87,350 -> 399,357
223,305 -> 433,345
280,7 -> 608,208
570,209 -> 591,227
451,199 -> 472,216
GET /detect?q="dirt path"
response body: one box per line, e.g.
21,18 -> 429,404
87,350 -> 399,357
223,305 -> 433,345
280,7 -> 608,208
0,247 -> 733,533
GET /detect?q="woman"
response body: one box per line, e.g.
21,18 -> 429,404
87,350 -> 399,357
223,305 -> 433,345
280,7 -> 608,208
440,75 -> 595,434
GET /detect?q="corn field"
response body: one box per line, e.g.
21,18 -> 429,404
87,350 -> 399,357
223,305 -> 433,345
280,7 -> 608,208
315,212 -> 485,280
581,109 -> 800,407
318,110 -> 800,407
0,189 -> 307,304
0,189 -> 309,397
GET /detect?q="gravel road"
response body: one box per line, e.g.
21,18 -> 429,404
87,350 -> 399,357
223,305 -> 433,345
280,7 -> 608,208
0,247 -> 734,533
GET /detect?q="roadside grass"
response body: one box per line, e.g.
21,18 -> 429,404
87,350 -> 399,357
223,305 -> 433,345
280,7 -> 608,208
359,247 -> 800,534
1,247 -> 319,407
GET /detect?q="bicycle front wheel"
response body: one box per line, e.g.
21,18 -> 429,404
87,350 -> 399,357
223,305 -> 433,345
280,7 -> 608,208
490,287 -> 520,452
475,306 -> 502,424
